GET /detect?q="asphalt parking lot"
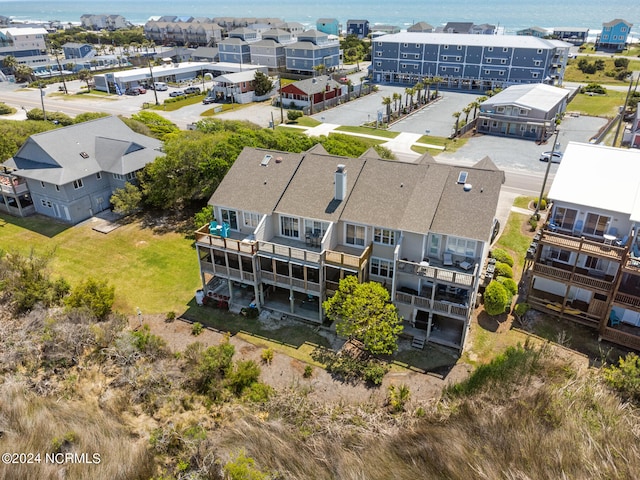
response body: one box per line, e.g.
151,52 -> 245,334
312,84 -> 608,175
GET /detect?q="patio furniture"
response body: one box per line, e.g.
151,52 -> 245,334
609,310 -> 621,326
616,235 -> 629,247
443,253 -> 453,266
459,260 -> 472,271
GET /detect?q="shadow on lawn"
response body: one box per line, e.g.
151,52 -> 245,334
0,212 -> 70,238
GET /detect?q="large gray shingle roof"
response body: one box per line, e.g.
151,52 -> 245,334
10,116 -> 163,185
209,147 -> 504,241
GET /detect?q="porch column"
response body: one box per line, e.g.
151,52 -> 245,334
289,287 -> 295,313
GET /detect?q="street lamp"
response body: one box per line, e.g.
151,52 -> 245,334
534,127 -> 561,219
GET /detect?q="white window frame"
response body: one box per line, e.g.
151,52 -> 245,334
280,215 -> 299,238
486,58 -> 492,63
40,199 -> 52,208
370,257 -> 394,279
500,58 -> 507,64
243,212 -> 260,228
345,223 -> 365,247
40,181 -> 45,188
487,46 -> 493,52
457,45 -> 463,50
376,61 -> 382,66
221,208 -> 238,230
96,172 -> 102,180
373,227 -> 396,245
113,173 -> 125,180
532,72 -> 539,78
446,237 -> 477,257
73,179 -> 84,190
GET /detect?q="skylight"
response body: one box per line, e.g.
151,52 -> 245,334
457,171 -> 468,184
261,154 -> 272,166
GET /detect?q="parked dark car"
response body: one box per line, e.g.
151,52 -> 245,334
184,86 -> 201,94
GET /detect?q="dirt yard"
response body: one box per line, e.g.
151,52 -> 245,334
129,314 -> 472,408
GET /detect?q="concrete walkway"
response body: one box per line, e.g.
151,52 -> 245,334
284,123 -> 444,161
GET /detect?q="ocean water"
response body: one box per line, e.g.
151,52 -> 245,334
1,0 -> 639,39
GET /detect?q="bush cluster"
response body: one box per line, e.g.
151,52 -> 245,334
490,249 -> 514,267
493,262 -> 513,279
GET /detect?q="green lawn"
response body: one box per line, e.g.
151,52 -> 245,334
567,90 -> 627,117
328,132 -> 384,146
412,136 -> 468,155
288,116 -> 321,127
0,213 -> 200,315
335,125 -> 400,139
564,57 -> 640,84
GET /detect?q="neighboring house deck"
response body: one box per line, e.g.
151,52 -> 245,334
527,142 -> 640,351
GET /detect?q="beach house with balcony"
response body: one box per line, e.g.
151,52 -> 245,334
526,142 -> 640,351
596,19 -> 633,51
285,30 -> 340,74
195,146 -> 504,351
0,116 -> 163,224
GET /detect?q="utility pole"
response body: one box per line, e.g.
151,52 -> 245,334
535,128 -> 561,219
39,84 -> 46,121
147,48 -> 159,105
613,77 -> 634,147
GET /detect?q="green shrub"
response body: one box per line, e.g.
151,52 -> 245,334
498,277 -> 518,296
363,362 -> 389,386
484,281 -> 510,316
227,360 -> 261,396
191,322 -> 203,336
529,216 -> 538,232
287,110 -> 303,122
165,311 -> 176,322
64,277 -> 115,319
493,262 -> 513,279
533,198 -> 547,210
303,365 -> 313,378
0,102 -> 14,114
387,384 -> 410,412
490,248 -> 514,267
603,353 -> 640,404
260,348 -> 274,365
243,382 -> 273,403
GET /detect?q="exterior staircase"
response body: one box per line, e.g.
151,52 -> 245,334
411,335 -> 426,350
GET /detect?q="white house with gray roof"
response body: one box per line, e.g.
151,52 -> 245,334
477,83 -> 570,141
0,116 -> 163,224
195,146 -> 504,351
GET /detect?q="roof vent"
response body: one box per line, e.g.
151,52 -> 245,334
275,156 -> 283,163
80,152 -> 89,159
260,154 -> 272,166
463,183 -> 472,192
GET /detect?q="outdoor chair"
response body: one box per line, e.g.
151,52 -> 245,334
616,235 -> 629,247
609,310 -> 621,327
443,253 -> 453,266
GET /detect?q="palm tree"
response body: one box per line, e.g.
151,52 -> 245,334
414,81 -> 423,103
359,75 -> 366,97
432,76 -> 443,98
404,87 -> 415,110
471,99 -> 482,118
452,111 -> 461,135
382,96 -> 391,121
77,69 -> 93,92
392,92 -> 401,112
14,64 -> 34,83
2,55 -> 17,76
423,78 -> 431,103
463,105 -> 472,124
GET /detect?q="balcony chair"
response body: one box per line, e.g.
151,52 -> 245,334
632,243 -> 640,259
609,310 -> 621,327
572,219 -> 583,235
607,227 -> 618,238
615,235 -> 629,247
443,253 -> 453,266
